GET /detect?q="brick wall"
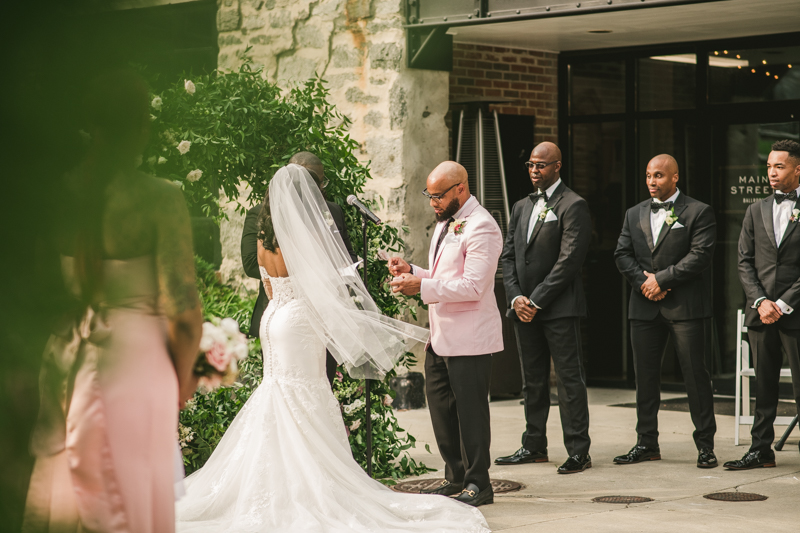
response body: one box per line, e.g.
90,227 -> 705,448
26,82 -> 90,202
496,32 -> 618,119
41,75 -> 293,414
449,43 -> 559,144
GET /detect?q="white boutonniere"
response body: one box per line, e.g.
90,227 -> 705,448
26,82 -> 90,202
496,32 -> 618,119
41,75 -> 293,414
539,206 -> 552,221
665,207 -> 679,226
791,208 -> 800,223
448,219 -> 467,235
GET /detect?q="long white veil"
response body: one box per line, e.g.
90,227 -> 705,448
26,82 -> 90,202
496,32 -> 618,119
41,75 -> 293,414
269,164 -> 429,378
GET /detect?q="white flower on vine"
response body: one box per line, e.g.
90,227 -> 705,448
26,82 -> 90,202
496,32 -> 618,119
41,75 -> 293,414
343,398 -> 365,415
185,79 -> 196,95
151,96 -> 162,110
178,424 -> 195,449
371,413 -> 380,420
147,155 -> 156,166
383,394 -> 393,406
177,140 -> 191,155
158,156 -> 167,165
186,169 -> 203,182
349,419 -> 361,431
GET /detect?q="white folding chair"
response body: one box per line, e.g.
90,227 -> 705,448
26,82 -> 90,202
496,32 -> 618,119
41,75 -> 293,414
734,309 -> 795,445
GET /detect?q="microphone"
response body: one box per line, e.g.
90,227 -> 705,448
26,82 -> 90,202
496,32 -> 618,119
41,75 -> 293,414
347,195 -> 382,225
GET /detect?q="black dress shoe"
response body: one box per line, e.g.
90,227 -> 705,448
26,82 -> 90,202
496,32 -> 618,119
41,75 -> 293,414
494,447 -> 548,465
557,454 -> 592,474
697,448 -> 718,469
453,483 -> 494,507
723,450 -> 776,470
419,480 -> 463,496
613,445 -> 661,465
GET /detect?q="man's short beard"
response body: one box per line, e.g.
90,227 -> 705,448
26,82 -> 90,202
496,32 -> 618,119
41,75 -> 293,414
435,196 -> 461,222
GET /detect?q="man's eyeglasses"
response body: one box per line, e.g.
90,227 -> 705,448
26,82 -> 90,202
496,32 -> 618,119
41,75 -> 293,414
422,182 -> 460,200
525,160 -> 560,171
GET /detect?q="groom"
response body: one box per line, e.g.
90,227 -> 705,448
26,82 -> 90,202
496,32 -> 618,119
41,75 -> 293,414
389,161 -> 503,507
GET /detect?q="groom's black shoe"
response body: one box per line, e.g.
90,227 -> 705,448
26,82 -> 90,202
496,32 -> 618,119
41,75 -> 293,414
723,449 -> 776,470
420,480 -> 463,496
454,483 -> 494,507
494,447 -> 548,465
557,454 -> 592,474
613,445 -> 661,465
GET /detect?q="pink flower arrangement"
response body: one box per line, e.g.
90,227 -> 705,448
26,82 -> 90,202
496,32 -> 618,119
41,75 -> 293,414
194,317 -> 250,391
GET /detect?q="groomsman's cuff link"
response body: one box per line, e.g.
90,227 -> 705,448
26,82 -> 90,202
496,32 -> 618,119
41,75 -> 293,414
777,299 -> 794,315
753,297 -> 767,309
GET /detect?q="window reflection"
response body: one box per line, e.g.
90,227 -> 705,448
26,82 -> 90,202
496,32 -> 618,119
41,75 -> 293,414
569,61 -> 625,116
709,46 -> 800,104
639,55 -> 696,111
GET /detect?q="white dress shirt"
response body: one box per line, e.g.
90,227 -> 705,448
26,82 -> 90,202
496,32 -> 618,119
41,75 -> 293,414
526,178 -> 562,242
753,186 -> 800,316
650,189 -> 681,245
512,179 -> 562,310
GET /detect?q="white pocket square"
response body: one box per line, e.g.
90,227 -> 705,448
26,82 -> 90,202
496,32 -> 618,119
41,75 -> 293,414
672,222 -> 684,229
544,210 -> 558,222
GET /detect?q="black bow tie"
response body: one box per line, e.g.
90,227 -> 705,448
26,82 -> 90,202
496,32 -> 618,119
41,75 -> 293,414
651,200 -> 674,213
529,190 -> 548,203
775,191 -> 798,204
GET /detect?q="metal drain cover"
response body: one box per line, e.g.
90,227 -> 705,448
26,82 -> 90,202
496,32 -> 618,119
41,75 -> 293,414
704,492 -> 768,502
593,495 -> 654,504
391,478 -> 523,494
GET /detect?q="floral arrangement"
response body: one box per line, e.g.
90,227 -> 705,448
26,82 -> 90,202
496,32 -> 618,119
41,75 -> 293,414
194,317 -> 249,390
539,206 -> 553,221
665,207 -> 679,226
448,218 -> 467,235
791,208 -> 800,223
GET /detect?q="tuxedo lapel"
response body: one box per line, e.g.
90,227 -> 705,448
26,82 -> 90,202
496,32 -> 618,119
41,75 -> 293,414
760,196 -> 778,250
520,197 -> 534,248
526,184 -> 564,250
640,203 -> 655,252
780,203 -> 798,247
653,196 -> 687,251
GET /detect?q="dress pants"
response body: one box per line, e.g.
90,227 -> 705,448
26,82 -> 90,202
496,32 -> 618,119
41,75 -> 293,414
514,316 -> 591,456
425,348 -> 493,491
747,324 -> 800,452
630,315 -> 716,450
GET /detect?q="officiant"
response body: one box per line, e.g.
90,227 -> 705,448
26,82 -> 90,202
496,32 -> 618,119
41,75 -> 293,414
241,151 -> 357,385
613,154 -> 718,468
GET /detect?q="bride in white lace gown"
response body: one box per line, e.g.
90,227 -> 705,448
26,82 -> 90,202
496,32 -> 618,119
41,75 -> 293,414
175,165 -> 491,532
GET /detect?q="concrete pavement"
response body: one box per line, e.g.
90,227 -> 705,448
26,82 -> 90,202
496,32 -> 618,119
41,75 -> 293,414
394,388 -> 800,532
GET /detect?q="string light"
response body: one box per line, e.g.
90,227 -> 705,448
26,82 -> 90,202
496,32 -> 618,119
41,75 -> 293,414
766,71 -> 770,76
736,54 -> 741,59
714,51 -> 719,55
751,68 -> 756,73
762,60 -> 767,64
774,75 -> 779,79
723,50 -> 728,54
789,64 -> 793,68
738,65 -> 742,69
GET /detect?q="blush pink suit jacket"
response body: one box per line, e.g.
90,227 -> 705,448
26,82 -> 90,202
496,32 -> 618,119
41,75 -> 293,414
412,196 -> 504,356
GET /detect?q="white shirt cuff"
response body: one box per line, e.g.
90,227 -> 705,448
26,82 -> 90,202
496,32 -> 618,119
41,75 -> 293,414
777,299 -> 794,315
530,301 -> 541,309
511,295 -> 523,306
752,296 -> 767,309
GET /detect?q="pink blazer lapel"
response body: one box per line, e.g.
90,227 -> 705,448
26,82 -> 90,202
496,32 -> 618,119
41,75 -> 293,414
431,200 -> 479,274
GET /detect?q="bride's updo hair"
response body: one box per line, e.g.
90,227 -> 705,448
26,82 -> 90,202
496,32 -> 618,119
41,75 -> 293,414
257,164 -> 322,252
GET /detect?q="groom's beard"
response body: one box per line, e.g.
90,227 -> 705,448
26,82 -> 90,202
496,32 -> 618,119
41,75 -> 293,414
435,197 -> 461,222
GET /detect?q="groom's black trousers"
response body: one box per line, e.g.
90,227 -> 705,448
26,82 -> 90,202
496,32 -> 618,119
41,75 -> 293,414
425,348 -> 492,491
630,315 -> 716,450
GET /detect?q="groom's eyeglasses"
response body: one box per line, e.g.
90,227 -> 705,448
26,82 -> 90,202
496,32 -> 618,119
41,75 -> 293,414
525,160 -> 559,171
422,182 -> 459,201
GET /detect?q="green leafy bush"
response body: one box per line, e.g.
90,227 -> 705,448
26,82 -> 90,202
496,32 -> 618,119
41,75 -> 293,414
164,51 -> 434,482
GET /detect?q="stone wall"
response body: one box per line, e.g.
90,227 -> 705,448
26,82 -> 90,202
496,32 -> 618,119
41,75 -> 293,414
214,0 -> 450,343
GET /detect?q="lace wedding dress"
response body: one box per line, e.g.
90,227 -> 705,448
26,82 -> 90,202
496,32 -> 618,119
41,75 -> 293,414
175,268 -> 490,532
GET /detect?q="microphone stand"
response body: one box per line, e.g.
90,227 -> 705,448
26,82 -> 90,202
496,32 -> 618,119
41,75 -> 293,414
361,217 -> 374,478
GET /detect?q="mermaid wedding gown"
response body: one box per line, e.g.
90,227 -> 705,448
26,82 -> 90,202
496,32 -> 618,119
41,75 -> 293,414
175,268 -> 490,532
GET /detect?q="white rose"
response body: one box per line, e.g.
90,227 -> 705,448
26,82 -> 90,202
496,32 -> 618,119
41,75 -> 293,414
199,327 -> 215,352
158,156 -> 167,164
186,169 -> 203,182
220,317 -> 240,336
383,394 -> 393,406
233,342 -> 249,361
151,96 -> 162,110
185,79 -> 196,95
177,140 -> 191,155
349,419 -> 361,431
147,155 -> 156,166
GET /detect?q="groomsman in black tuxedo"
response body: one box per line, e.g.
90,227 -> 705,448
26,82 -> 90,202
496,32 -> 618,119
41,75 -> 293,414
241,152 -> 356,385
495,142 -> 594,474
726,139 -> 800,469
614,154 -> 717,468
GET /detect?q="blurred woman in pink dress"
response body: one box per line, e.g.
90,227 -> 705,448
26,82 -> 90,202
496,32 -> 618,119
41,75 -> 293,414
23,70 -> 203,533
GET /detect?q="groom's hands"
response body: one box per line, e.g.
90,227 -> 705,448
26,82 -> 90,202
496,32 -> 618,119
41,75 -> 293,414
390,273 -> 421,296
513,296 -> 537,323
388,257 -> 411,276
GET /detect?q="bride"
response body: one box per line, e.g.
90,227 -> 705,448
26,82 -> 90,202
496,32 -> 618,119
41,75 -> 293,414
175,164 -> 491,532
